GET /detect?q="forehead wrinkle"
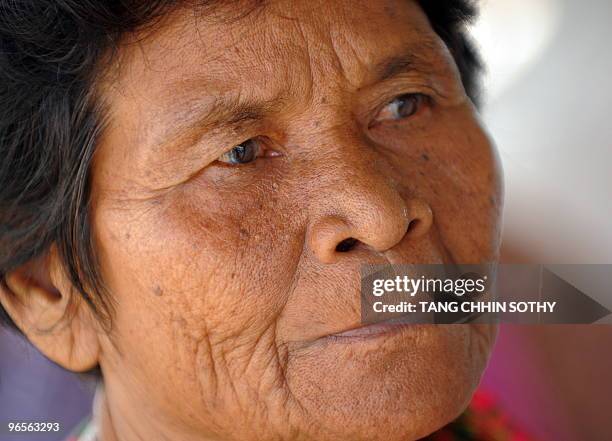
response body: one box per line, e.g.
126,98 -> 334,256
191,0 -> 269,24
263,3 -> 358,104
101,0 -> 446,162
272,0 -> 437,92
327,28 -> 368,91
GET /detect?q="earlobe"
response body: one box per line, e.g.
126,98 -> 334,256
0,247 -> 101,372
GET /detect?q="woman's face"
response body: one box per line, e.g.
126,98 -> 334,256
90,0 -> 503,439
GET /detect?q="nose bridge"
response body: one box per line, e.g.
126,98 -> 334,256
316,121 -> 402,210
303,121 -> 411,253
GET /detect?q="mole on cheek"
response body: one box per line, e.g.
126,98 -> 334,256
152,285 -> 164,296
422,153 -> 430,161
384,4 -> 397,19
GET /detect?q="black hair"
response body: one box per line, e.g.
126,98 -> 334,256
0,0 -> 482,332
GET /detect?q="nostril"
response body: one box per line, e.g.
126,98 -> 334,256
407,219 -> 421,234
335,237 -> 358,253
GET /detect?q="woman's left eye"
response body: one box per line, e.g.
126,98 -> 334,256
218,139 -> 262,165
373,93 -> 426,124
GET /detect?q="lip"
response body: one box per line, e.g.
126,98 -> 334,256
326,314 -> 420,340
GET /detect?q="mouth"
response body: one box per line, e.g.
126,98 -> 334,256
324,314 -> 427,341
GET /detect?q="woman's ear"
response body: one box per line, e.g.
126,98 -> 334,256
0,246 -> 100,372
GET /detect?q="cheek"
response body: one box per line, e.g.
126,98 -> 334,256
95,170 -> 299,316
90,171 -> 306,416
284,325 -> 490,440
382,107 -> 503,263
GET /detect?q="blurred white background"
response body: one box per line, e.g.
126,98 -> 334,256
473,0 -> 612,267
474,1 -> 612,441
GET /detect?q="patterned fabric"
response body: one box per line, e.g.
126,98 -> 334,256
65,390 -> 532,441
424,391 -> 535,441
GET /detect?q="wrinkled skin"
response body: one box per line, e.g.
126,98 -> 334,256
9,1 -> 504,440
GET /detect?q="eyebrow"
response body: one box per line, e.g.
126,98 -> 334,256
371,47 -> 432,84
152,46 -> 433,153
151,95 -> 282,153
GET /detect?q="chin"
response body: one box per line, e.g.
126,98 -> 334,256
285,325 -> 493,441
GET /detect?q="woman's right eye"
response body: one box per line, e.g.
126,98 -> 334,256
217,139 -> 262,165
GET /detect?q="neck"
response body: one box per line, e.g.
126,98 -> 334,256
95,384 -> 220,441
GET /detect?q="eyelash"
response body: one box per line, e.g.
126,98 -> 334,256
369,93 -> 428,128
216,137 -> 281,166
217,139 -> 261,165
216,93 -> 428,166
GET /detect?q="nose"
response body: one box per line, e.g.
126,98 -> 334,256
307,149 -> 433,265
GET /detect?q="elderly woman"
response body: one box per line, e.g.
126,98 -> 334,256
0,0 -> 505,440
